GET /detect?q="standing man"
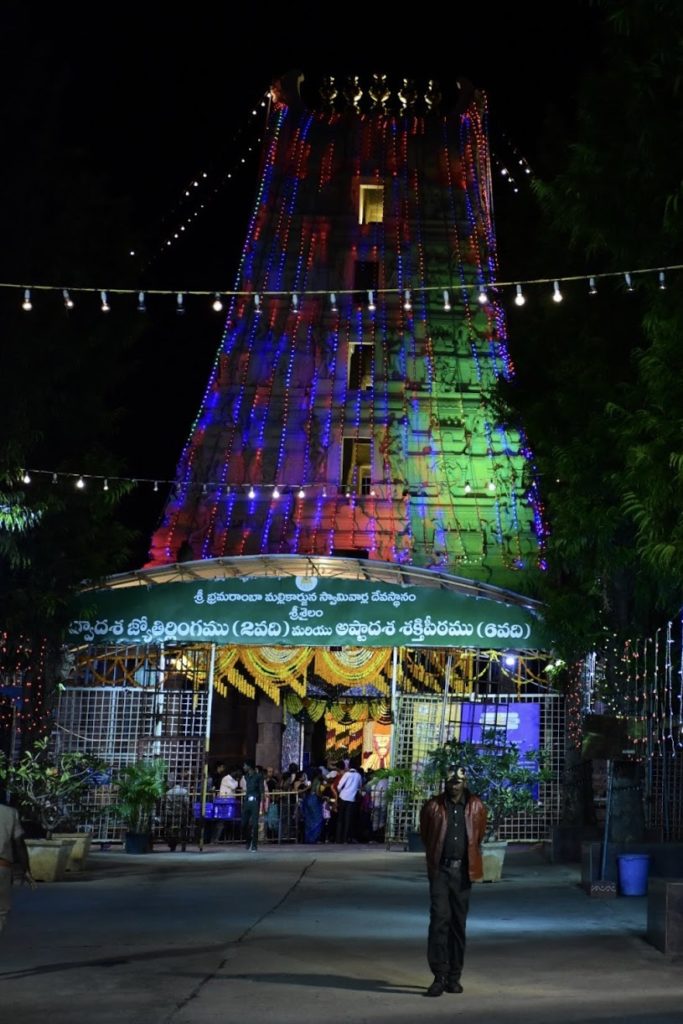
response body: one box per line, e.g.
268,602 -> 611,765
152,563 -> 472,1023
0,800 -> 36,934
241,761 -> 264,852
334,762 -> 363,843
419,764 -> 487,997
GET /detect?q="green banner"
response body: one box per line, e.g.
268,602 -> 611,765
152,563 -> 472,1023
68,576 -> 542,649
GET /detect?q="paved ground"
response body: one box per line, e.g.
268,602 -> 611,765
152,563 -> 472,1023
1,844 -> 681,1024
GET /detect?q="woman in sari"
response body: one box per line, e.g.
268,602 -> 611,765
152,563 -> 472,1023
300,770 -> 324,843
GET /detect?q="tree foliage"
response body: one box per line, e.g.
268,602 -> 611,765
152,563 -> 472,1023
425,731 -> 550,841
497,0 -> 683,657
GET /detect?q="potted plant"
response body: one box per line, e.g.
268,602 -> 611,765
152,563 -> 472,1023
425,729 -> 551,880
113,759 -> 168,853
375,764 -> 442,851
0,736 -> 109,879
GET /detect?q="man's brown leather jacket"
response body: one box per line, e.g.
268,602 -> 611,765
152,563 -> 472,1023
419,790 -> 487,881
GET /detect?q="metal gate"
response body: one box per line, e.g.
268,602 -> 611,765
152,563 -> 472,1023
55,644 -> 210,842
388,691 -> 564,845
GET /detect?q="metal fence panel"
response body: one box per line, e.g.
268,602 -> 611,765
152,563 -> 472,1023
388,692 -> 564,846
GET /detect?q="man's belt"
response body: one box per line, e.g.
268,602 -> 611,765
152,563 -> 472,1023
440,857 -> 462,868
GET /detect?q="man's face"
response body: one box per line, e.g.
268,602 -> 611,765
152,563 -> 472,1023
445,766 -> 467,801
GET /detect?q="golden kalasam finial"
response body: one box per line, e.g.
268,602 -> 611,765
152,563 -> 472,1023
368,72 -> 391,113
319,75 -> 338,111
398,77 -> 418,112
425,79 -> 442,112
343,75 -> 363,110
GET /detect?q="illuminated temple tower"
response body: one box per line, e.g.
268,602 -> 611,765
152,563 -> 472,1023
148,72 -> 544,587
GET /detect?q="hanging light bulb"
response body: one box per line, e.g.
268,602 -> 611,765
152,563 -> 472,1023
248,486 -> 256,499
330,293 -> 337,312
487,480 -> 496,492
477,285 -> 488,305
137,291 -> 146,312
103,479 -> 109,491
153,481 -> 159,492
176,292 -> 185,315
552,280 -> 563,303
322,486 -> 327,498
464,481 -> 472,494
76,476 -> 86,489
22,471 -> 31,484
658,270 -> 667,290
22,288 -> 32,311
367,290 -> 376,312
100,291 -> 110,312
443,290 -> 451,311
403,288 -> 412,311
272,486 -> 280,499
514,284 -> 526,307
588,276 -> 598,296
254,293 -> 261,314
624,272 -> 634,292
291,293 -> 298,310
51,473 -> 58,484
212,293 -> 223,312
298,487 -> 305,499
63,289 -> 74,310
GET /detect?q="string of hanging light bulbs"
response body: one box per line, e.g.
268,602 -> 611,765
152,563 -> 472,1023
7,262 -> 679,314
15,468 -> 504,500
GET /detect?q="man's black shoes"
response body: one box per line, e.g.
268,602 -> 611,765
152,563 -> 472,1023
426,974 -> 464,997
425,976 -> 446,997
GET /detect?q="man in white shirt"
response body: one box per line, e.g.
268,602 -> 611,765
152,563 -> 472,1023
0,801 -> 35,934
334,764 -> 363,843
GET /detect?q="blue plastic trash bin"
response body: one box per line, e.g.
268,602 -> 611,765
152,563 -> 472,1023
617,853 -> 650,896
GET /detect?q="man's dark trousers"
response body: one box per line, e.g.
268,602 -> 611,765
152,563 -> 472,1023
427,863 -> 471,979
336,798 -> 356,843
242,798 -> 259,849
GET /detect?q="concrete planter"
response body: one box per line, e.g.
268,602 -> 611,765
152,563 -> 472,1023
26,839 -> 75,882
481,840 -> 508,882
52,832 -> 92,872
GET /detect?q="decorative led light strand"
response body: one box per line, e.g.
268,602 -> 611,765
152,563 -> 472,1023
489,128 -> 535,195
139,90 -> 270,272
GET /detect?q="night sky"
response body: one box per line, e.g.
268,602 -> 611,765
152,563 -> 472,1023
0,4 -> 602,568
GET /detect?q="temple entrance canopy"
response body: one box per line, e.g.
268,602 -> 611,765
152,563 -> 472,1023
62,556 -> 557,845
69,555 -> 543,650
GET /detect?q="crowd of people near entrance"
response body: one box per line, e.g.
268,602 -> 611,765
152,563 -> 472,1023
209,759 -> 389,846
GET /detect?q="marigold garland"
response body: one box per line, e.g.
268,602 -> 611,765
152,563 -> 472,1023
240,646 -> 309,697
225,665 -> 256,700
315,647 -> 391,687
